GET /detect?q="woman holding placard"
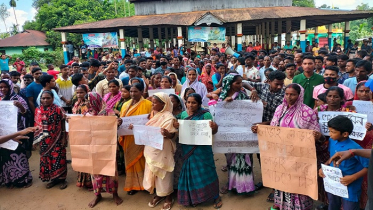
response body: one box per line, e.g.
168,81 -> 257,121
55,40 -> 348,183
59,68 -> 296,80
217,74 -> 255,195
345,81 -> 373,209
0,79 -> 32,188
119,82 -> 152,195
252,84 -> 324,210
173,93 -> 222,209
142,92 -> 177,210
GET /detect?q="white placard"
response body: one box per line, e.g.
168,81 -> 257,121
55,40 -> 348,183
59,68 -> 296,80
178,120 -> 212,145
321,164 -> 349,199
353,100 -> 373,123
117,114 -> 149,136
213,100 -> 263,153
148,89 -> 175,97
0,101 -> 19,150
133,125 -> 163,150
66,114 -> 82,132
318,111 -> 367,140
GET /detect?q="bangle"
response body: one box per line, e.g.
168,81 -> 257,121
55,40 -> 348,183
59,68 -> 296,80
349,149 -> 355,157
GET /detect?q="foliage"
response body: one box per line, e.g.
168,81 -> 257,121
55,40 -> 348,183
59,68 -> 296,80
9,47 -> 64,68
349,3 -> 373,42
292,0 -> 315,7
10,24 -> 18,35
24,0 -> 135,50
0,32 -> 10,39
0,3 -> 10,33
318,4 -> 339,9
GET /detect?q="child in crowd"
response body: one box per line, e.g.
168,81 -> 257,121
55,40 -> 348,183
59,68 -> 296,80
315,92 -> 326,107
319,116 -> 369,210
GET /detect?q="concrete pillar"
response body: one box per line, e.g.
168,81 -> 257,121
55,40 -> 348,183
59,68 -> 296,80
186,27 -> 191,50
255,26 -> 259,43
165,27 -> 169,49
137,27 -> 143,49
177,26 -> 183,48
286,20 -> 291,42
119,29 -> 126,56
261,22 -> 265,48
61,32 -> 68,64
132,38 -> 136,50
170,28 -> 175,47
149,27 -> 154,50
314,26 -> 319,44
231,35 -> 236,50
328,24 -> 333,51
265,22 -> 270,50
278,20 -> 282,47
300,19 -> 306,53
158,27 -> 162,48
236,23 -> 243,51
271,20 -> 275,48
344,21 -> 350,49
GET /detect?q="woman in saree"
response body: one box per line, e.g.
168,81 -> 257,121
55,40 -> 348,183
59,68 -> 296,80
103,80 -> 122,112
169,93 -> 186,190
173,93 -> 222,209
344,81 -> 373,209
201,64 -> 216,92
113,85 -> 131,175
148,72 -> 162,90
217,74 -> 256,195
0,79 -> 32,188
142,92 -> 177,210
86,92 -> 123,208
71,84 -> 92,189
118,82 -> 152,195
180,69 -> 208,107
168,73 -> 182,95
34,90 -> 67,190
252,84 -> 324,210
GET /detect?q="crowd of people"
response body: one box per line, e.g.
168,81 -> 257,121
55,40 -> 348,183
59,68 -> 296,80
0,38 -> 373,210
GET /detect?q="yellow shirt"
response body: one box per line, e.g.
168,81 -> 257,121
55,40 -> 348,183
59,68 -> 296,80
312,47 -> 320,56
95,78 -> 123,97
284,77 -> 293,86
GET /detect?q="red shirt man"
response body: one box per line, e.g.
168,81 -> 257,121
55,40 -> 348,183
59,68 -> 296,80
13,58 -> 25,73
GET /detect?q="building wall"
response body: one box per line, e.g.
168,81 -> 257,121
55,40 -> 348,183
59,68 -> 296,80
0,46 -> 53,55
134,0 -> 292,15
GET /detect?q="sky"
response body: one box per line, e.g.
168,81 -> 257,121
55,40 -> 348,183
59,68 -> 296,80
0,0 -> 373,34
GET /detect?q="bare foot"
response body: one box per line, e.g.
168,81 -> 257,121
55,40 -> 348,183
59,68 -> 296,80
113,193 -> 123,206
88,194 -> 102,208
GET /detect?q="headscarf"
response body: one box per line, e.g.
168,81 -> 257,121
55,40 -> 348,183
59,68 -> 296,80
201,64 -> 216,87
103,91 -> 122,110
87,92 -> 109,116
219,74 -> 248,101
169,93 -> 186,111
180,68 -> 207,101
270,83 -> 320,131
0,79 -> 16,100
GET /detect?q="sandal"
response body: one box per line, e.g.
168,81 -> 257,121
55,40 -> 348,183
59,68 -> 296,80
60,181 -> 68,190
148,196 -> 165,208
213,196 -> 223,209
127,190 -> 138,195
46,181 -> 59,189
255,182 -> 263,191
161,199 -> 174,210
267,192 -> 274,202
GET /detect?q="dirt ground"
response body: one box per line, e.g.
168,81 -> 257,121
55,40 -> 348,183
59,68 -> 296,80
0,149 -> 274,210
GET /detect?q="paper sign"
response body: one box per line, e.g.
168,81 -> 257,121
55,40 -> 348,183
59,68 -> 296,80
65,114 -> 82,132
178,120 -> 212,145
117,114 -> 149,136
69,116 -> 117,176
148,89 -> 175,97
0,101 -> 19,150
213,100 -> 263,153
321,164 -> 349,199
353,100 -> 373,123
318,111 -> 367,140
257,125 -> 318,200
133,125 -> 163,150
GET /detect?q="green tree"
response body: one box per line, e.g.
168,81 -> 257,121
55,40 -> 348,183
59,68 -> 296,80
0,3 -> 10,34
9,0 -> 18,32
292,0 -> 315,7
348,3 -> 373,42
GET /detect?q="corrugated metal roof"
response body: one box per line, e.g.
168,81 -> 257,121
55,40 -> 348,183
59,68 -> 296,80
0,30 -> 50,47
53,6 -> 373,33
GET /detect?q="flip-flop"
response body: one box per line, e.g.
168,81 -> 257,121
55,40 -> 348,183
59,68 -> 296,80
267,192 -> 274,202
60,181 -> 68,190
255,182 -> 263,191
213,197 -> 223,209
46,181 -> 58,189
148,196 -> 166,208
161,199 -> 174,210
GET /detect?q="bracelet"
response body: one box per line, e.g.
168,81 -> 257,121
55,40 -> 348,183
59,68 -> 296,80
349,149 -> 355,157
